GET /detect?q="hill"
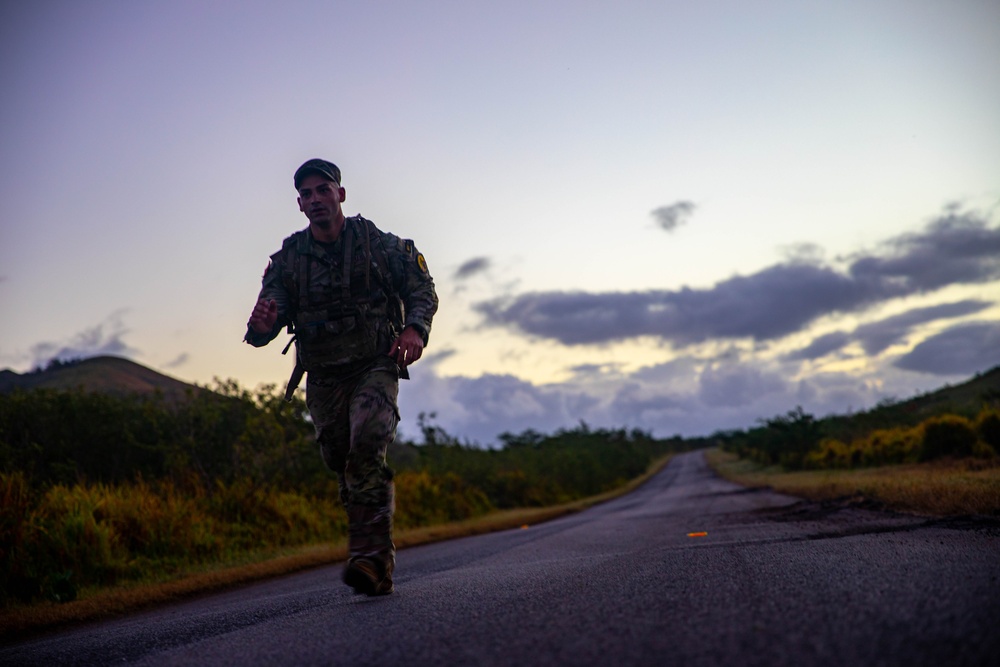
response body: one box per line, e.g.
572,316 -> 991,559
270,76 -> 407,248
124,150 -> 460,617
851,364 -> 998,422
793,364 -> 1000,445
888,365 -> 1000,416
0,356 -> 198,401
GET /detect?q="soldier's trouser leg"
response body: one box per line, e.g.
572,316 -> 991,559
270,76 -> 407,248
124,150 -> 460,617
344,367 -> 399,575
309,378 -> 352,506
308,368 -> 399,576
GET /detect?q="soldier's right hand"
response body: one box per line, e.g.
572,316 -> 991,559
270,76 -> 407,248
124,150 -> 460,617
249,298 -> 278,333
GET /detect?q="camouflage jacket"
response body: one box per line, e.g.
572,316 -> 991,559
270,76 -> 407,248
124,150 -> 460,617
244,215 -> 438,377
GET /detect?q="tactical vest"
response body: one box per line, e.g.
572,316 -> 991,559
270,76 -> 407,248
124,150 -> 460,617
279,217 -> 402,373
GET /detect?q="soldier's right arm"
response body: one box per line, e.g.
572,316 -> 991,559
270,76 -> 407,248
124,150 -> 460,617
244,252 -> 291,347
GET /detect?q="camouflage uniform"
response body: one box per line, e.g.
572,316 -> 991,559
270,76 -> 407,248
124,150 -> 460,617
245,214 -> 437,588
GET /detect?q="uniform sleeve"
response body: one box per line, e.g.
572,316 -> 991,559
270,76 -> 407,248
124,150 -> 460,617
385,233 -> 439,344
243,251 -> 293,347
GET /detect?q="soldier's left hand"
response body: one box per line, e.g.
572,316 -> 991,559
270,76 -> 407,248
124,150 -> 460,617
389,326 -> 425,368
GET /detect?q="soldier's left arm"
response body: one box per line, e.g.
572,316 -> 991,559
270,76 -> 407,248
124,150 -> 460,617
387,235 -> 439,344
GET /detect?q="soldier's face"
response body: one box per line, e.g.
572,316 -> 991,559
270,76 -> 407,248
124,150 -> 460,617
297,174 -> 346,230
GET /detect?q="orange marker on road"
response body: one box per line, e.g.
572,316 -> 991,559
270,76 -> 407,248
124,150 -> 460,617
687,531 -> 708,537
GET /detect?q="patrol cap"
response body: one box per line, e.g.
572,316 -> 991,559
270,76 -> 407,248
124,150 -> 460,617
294,159 -> 341,189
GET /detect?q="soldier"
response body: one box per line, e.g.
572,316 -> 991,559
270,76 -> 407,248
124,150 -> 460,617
245,158 -> 438,596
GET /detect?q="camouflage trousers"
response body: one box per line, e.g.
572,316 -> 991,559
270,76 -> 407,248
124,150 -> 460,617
306,362 -> 399,575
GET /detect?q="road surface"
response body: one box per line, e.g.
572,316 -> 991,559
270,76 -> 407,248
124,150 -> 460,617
3,450 -> 998,666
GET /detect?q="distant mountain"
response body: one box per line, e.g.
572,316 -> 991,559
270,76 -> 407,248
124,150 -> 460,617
0,356 -> 198,401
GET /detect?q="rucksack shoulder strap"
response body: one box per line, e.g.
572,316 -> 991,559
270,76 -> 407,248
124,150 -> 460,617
354,215 -> 393,291
278,229 -> 310,315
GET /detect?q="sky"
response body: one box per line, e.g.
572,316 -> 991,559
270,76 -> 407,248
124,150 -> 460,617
2,0 -> 999,445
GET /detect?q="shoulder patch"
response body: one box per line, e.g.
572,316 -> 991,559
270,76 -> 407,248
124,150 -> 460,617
416,253 -> 428,273
403,240 -> 414,254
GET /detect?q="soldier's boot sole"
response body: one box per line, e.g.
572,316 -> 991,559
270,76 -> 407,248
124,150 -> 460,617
343,558 -> 394,596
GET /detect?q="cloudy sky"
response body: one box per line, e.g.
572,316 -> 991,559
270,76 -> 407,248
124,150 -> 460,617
2,1 -> 999,445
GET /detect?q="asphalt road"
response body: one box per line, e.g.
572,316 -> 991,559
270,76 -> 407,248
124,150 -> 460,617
3,450 -> 998,667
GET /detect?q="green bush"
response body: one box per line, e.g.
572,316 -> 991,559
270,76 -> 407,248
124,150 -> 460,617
0,476 -> 348,606
975,409 -> 1000,453
858,426 -> 921,466
394,470 -> 492,528
803,438 -> 850,469
919,415 -> 978,461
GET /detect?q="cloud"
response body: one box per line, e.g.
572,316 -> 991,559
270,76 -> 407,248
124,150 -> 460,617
475,208 -> 1000,348
848,208 -> 1000,295
163,352 -> 190,369
399,348 -> 955,443
853,299 -> 992,355
29,311 -> 137,368
781,243 -> 825,264
454,256 -> 491,280
400,370 -> 592,445
697,362 -> 789,408
421,348 -> 458,367
476,262 -> 870,345
785,331 -> 853,361
651,201 -> 695,232
785,298 -> 993,360
894,321 -> 1000,376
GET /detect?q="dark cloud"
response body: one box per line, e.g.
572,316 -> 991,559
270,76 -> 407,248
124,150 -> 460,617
476,262 -> 870,345
651,201 -> 695,232
848,209 -> 1000,295
894,321 -> 1000,376
785,298 -> 993,360
475,209 -> 1000,348
421,348 -> 458,367
567,363 -> 623,380
785,331 -> 852,361
29,312 -> 136,368
629,357 -> 703,389
454,256 -> 491,280
853,299 -> 992,355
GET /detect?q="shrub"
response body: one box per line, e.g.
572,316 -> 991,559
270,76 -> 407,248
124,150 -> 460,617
804,438 -> 851,469
919,415 -> 978,461
0,472 -> 41,601
859,426 -> 921,466
975,408 -> 1000,453
395,470 -> 493,528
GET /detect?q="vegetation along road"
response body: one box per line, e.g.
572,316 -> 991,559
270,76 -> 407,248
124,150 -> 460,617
2,449 -> 997,667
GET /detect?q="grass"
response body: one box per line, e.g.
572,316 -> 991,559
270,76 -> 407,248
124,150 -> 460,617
705,448 -> 1000,516
0,454 -> 674,643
